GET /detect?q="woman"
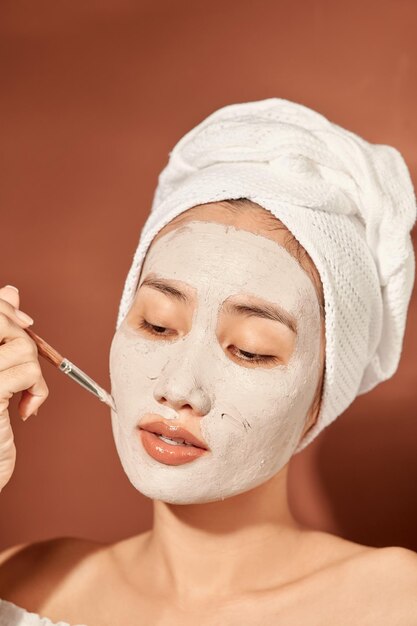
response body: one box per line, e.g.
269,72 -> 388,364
0,98 -> 416,625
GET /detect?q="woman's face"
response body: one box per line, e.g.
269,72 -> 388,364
109,207 -> 323,504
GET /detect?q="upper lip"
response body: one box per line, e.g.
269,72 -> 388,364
139,421 -> 209,450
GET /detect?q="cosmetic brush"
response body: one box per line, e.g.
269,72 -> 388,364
24,327 -> 116,412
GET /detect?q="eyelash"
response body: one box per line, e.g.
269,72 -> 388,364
137,319 -> 280,365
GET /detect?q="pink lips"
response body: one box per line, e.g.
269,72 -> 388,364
138,420 -> 210,466
140,421 -> 209,449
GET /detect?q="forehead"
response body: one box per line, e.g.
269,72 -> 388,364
151,201 -> 290,248
141,220 -> 318,315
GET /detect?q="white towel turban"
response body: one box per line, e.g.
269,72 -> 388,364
115,98 -> 416,453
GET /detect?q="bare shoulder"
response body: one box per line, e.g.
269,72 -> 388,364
0,536 -> 107,612
296,531 -> 417,623
355,544 -> 417,587
332,544 -> 417,623
315,531 -> 417,589
344,543 -> 417,580
302,528 -> 417,573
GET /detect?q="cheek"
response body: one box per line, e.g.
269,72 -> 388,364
109,329 -> 163,427
210,320 -> 322,458
214,358 -> 314,440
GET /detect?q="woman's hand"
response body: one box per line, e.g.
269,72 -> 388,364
0,285 -> 49,492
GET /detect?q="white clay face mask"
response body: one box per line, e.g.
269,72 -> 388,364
109,220 -> 322,504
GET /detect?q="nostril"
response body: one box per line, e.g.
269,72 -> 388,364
158,395 -> 194,412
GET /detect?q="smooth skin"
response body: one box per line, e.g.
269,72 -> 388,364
0,204 -> 417,625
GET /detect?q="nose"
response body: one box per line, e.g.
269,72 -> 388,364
153,359 -> 212,417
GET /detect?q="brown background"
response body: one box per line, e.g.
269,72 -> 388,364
0,0 -> 416,551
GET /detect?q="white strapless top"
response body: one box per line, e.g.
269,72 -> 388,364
0,599 -> 88,626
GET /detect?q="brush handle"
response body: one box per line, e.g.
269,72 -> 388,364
24,327 -> 116,412
24,327 -> 63,366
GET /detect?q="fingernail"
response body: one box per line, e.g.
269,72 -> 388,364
5,285 -> 19,292
15,310 -> 34,325
21,408 -> 37,422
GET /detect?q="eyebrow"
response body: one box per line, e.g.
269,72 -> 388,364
140,277 -> 190,304
139,276 -> 297,335
222,301 -> 297,334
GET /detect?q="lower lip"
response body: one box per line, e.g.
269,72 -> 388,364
138,429 -> 209,466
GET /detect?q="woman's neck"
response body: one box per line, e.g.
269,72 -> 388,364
133,464 -> 307,605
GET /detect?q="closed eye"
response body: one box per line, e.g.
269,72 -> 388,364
138,319 -> 175,337
229,346 -> 280,365
137,319 -> 280,366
